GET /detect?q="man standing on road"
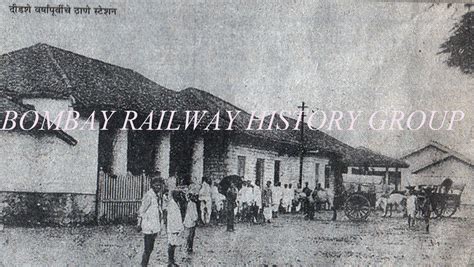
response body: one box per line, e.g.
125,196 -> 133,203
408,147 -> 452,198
210,180 -> 224,224
199,177 -> 212,225
263,181 -> 273,223
288,183 -> 295,213
137,174 -> 165,267
241,181 -> 254,222
282,184 -> 292,213
406,187 -> 417,228
302,182 -> 312,219
237,182 -> 247,222
302,182 -> 311,196
184,192 -> 198,253
313,183 -> 324,212
421,187 -> 433,233
167,190 -> 184,266
252,181 -> 262,223
226,181 -> 238,232
272,182 -> 283,218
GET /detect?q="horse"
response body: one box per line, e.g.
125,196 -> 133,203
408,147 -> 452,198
312,189 -> 337,221
376,193 -> 406,217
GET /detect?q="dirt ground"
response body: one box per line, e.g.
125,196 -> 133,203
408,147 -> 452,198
1,207 -> 473,266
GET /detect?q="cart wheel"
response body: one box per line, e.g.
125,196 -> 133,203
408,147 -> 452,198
344,194 -> 371,221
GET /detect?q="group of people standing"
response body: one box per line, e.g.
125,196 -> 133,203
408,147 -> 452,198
229,180 -> 332,230
137,173 -> 223,266
233,180 -> 301,225
137,173 -> 177,266
136,172 -> 319,266
190,177 -> 226,226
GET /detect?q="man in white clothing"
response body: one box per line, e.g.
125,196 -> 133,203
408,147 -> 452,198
272,182 -> 283,217
282,184 -> 292,213
137,174 -> 165,267
252,181 -> 262,223
288,183 -> 295,213
210,180 -> 225,223
239,180 -> 253,222
406,187 -> 417,227
167,190 -> 184,266
199,177 -> 212,225
244,181 -> 255,222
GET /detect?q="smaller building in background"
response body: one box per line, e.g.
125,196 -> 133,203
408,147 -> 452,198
400,141 -> 474,205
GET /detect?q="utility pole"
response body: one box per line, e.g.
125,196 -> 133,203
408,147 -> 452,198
298,101 -> 308,188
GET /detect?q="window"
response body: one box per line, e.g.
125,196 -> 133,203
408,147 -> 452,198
237,156 -> 246,177
324,165 -> 331,189
314,163 -> 320,187
352,167 -> 363,175
274,160 -> 280,185
256,158 -> 265,186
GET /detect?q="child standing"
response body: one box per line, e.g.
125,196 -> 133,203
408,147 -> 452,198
184,192 -> 199,253
167,190 -> 184,266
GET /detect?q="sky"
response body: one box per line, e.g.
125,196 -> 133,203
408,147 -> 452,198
1,0 -> 473,158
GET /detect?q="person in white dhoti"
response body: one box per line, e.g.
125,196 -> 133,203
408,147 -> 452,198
282,184 -> 292,213
272,182 -> 283,217
241,181 -> 254,222
210,181 -> 220,207
198,177 -> 212,225
210,181 -> 225,223
288,183 -> 295,213
252,181 -> 262,223
406,188 -> 417,227
236,183 -> 244,216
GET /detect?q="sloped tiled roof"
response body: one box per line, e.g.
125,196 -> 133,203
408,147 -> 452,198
179,88 -> 408,167
267,115 -> 350,155
270,116 -> 409,168
0,43 -> 180,112
177,87 -> 294,145
0,44 -> 409,168
177,87 -> 250,129
346,146 -> 409,168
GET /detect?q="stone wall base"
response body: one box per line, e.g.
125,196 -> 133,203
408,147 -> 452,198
0,192 -> 96,226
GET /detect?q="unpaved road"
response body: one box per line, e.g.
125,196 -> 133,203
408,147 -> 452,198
1,208 -> 473,266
